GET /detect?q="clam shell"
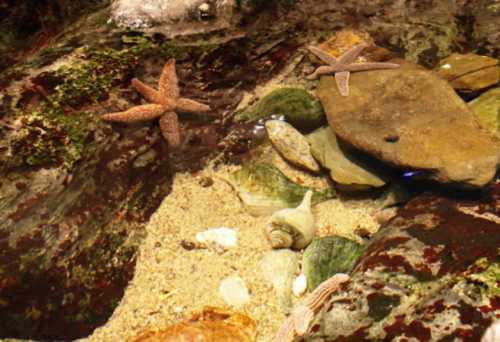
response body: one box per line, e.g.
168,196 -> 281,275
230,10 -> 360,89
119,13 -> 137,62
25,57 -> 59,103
265,120 -> 320,172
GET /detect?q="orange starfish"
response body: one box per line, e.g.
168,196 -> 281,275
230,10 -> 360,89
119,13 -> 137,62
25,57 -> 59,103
101,58 -> 211,147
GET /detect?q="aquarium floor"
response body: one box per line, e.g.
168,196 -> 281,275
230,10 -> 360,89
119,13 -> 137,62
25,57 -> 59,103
81,163 -> 380,342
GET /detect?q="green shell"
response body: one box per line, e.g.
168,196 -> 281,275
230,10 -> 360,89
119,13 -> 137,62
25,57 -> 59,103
235,88 -> 325,131
303,236 -> 364,290
228,162 -> 335,215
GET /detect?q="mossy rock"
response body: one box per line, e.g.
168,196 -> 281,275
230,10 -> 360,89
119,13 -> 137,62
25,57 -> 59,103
226,162 -> 335,216
303,236 -> 364,290
235,88 -> 325,131
468,87 -> 500,138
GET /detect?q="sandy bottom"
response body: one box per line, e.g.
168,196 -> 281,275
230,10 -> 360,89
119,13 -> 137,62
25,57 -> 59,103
78,160 -> 381,342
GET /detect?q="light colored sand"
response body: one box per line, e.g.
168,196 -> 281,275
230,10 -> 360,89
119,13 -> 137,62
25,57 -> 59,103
80,159 -> 381,342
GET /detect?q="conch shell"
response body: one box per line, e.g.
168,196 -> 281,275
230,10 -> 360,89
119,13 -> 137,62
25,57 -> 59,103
266,190 -> 315,250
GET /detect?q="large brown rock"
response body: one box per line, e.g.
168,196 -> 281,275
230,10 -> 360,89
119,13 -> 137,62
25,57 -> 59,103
317,61 -> 499,188
303,180 -> 500,341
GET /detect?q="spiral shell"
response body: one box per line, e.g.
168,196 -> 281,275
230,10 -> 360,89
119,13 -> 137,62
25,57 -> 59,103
265,190 -> 316,250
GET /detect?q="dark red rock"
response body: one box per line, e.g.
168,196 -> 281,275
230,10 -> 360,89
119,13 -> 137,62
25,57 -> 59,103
306,181 -> 499,341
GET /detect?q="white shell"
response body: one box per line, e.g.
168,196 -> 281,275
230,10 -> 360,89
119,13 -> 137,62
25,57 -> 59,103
219,275 -> 250,306
266,190 -> 316,250
292,274 -> 308,297
265,120 -> 321,172
195,227 -> 237,250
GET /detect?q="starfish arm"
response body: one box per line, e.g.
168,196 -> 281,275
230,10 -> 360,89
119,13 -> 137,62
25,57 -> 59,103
176,97 -> 211,113
274,274 -> 350,342
306,66 -> 336,80
346,62 -> 400,72
159,111 -> 182,147
274,316 -> 295,342
335,71 -> 351,96
338,44 -> 368,64
307,45 -> 337,66
303,273 -> 350,310
293,305 -> 314,335
101,104 -> 166,123
131,78 -> 162,104
159,58 -> 180,99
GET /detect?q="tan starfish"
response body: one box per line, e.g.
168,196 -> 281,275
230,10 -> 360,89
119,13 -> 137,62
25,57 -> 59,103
101,58 -> 211,147
274,273 -> 350,342
307,44 -> 400,96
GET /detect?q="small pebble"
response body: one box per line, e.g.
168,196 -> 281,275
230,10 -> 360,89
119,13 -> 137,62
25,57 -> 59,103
196,227 -> 238,250
199,176 -> 214,187
292,274 -> 307,297
219,275 -> 250,306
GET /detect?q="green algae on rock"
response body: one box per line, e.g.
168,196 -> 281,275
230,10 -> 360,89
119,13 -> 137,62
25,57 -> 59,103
468,87 -> 500,138
302,236 -> 364,290
435,53 -> 499,92
225,163 -> 335,216
235,88 -> 325,131
307,126 -> 386,190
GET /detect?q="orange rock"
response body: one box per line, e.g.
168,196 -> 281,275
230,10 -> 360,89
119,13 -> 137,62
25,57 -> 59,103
318,30 -> 373,58
128,306 -> 257,342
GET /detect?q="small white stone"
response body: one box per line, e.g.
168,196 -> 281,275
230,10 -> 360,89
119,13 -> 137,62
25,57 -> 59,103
195,227 -> 237,250
440,63 -> 451,69
219,275 -> 250,306
292,274 -> 307,297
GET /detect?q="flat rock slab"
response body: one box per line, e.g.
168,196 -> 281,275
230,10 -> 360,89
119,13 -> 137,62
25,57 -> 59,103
317,61 -> 499,188
435,53 -> 499,91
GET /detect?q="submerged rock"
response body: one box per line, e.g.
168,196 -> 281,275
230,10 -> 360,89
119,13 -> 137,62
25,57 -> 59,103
302,236 -> 364,290
265,120 -> 320,172
307,126 -> 386,189
260,250 -> 299,309
435,53 -> 499,92
235,88 -> 326,132
303,181 -> 500,341
317,61 -> 499,188
468,87 -> 500,138
225,163 -> 335,216
128,306 -> 256,342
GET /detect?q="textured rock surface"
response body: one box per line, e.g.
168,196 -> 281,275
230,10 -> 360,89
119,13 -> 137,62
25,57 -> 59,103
469,87 -> 500,138
307,126 -> 386,190
305,181 -> 500,341
317,61 -> 499,188
435,53 -> 499,91
302,236 -> 364,290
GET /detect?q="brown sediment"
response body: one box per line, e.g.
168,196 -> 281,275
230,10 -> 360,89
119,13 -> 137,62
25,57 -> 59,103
80,163 -> 380,342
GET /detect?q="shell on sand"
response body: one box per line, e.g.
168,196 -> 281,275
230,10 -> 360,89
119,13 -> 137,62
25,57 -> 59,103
265,120 -> 321,172
266,190 -> 316,250
128,306 -> 257,342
